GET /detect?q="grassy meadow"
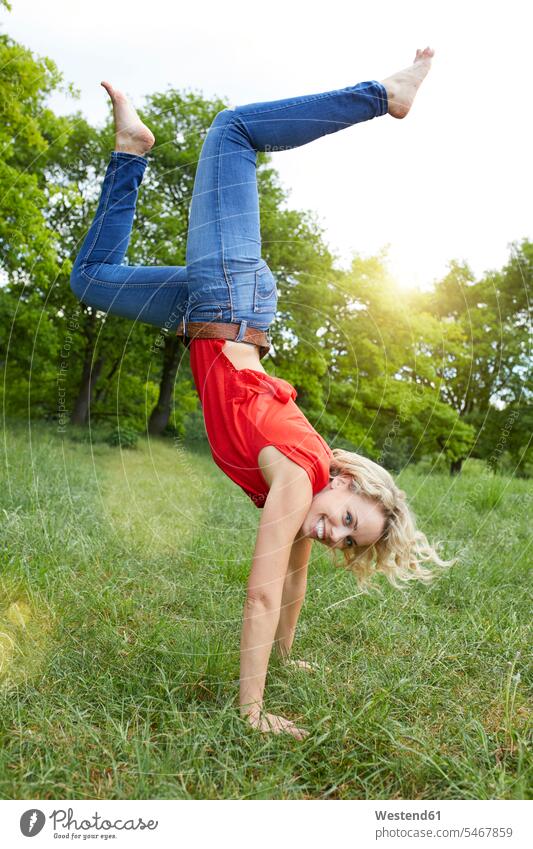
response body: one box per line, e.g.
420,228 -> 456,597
0,420 -> 531,800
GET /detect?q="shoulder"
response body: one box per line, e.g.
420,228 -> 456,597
258,445 -> 312,498
258,446 -> 312,533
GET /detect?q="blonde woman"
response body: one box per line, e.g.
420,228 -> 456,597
71,47 -> 450,740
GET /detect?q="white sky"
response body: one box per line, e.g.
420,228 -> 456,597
3,0 -> 532,289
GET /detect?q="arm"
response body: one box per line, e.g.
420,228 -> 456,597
239,459 -> 312,732
273,535 -> 312,660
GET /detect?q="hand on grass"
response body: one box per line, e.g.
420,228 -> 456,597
245,710 -> 309,741
284,658 -> 331,673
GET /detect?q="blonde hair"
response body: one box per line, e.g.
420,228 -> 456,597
329,448 -> 456,591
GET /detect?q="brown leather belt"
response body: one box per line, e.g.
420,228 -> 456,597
176,321 -> 271,359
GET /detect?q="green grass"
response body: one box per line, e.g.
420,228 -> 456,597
0,420 -> 531,800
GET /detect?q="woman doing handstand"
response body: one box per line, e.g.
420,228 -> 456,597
70,47 -> 450,740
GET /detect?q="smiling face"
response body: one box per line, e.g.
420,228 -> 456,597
300,474 -> 387,551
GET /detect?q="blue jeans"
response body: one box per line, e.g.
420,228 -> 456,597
70,80 -> 388,337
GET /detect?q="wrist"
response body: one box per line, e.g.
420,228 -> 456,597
240,700 -> 263,719
273,637 -> 292,660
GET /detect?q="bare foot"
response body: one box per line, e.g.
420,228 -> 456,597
101,81 -> 155,156
380,46 -> 434,119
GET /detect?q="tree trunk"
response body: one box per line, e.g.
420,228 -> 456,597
450,457 -> 464,475
94,357 -> 122,404
148,335 -> 181,435
71,314 -> 105,426
71,352 -> 105,425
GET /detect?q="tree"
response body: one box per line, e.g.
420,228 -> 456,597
311,252 -> 474,466
428,242 -> 532,473
0,28 -> 76,421
0,32 -> 74,282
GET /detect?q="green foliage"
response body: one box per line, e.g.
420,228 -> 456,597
0,29 -> 78,422
106,423 -> 139,449
183,407 -> 208,444
469,475 -> 507,512
313,253 -> 477,465
0,32 -> 74,285
426,244 -> 532,472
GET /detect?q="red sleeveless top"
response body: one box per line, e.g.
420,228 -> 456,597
189,339 -> 333,508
